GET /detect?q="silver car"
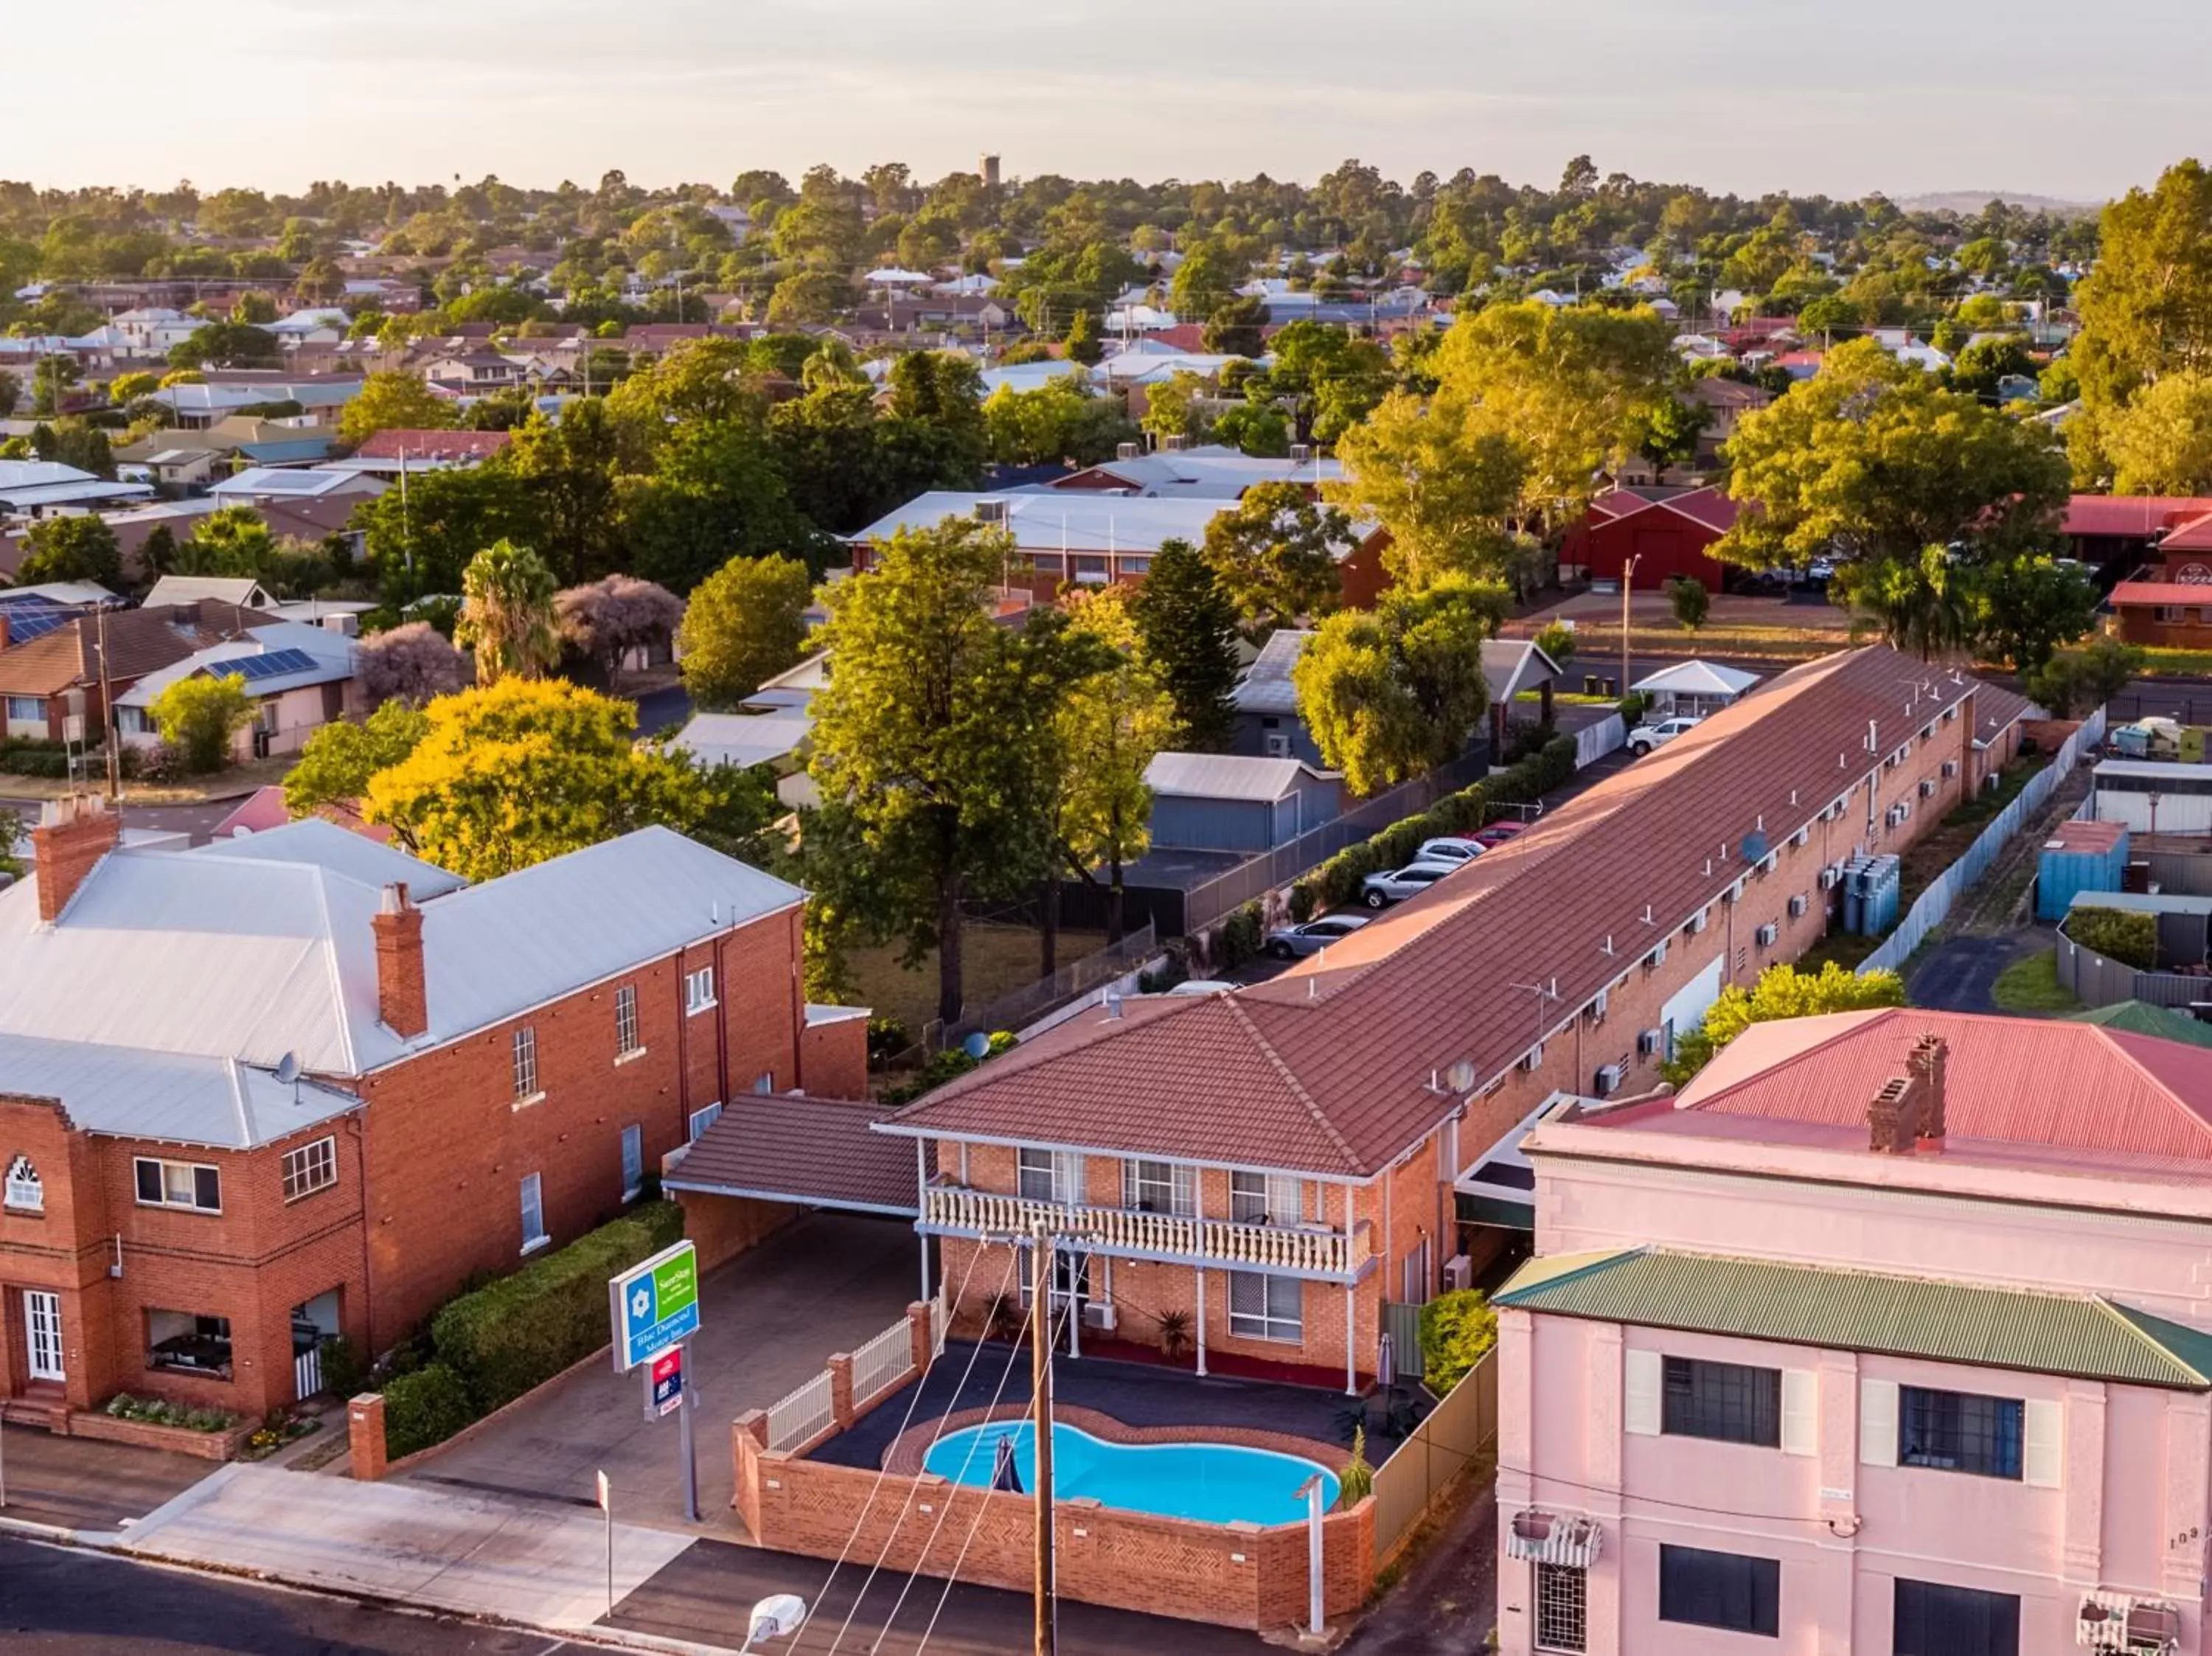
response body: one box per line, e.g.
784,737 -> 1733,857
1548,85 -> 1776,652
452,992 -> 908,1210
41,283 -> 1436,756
1263,914 -> 1373,959
1361,860 -> 1464,909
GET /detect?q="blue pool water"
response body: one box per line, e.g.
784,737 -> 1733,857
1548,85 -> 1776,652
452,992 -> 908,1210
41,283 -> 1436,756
922,1422 -> 1338,1526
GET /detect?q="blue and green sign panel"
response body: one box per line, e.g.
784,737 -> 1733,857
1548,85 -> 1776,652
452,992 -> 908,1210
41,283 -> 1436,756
609,1241 -> 700,1371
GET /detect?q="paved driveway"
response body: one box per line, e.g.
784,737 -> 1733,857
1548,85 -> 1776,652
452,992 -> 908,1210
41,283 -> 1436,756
403,1211 -> 919,1534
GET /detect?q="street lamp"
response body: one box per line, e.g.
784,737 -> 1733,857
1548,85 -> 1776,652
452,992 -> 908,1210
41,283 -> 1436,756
1621,553 -> 1643,705
740,1593 -> 808,1652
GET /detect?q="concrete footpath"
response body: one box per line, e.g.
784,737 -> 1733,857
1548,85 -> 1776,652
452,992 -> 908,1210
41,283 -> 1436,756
119,1461 -> 696,1635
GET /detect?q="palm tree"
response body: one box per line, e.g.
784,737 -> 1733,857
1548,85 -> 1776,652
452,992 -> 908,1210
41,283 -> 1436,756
1840,545 -> 1978,661
456,539 -> 560,684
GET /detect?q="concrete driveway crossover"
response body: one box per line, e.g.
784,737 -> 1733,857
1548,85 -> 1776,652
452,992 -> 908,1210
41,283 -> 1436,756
403,1211 -> 919,1534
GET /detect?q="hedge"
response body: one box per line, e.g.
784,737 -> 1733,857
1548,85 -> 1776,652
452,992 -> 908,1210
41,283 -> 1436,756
382,1364 -> 476,1459
430,1199 -> 685,1414
2067,905 -> 2158,971
1293,734 -> 1578,914
0,737 -> 146,779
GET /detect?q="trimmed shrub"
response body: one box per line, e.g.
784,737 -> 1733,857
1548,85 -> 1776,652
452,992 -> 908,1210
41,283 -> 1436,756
2067,905 -> 2158,970
1217,900 -> 1265,969
381,1363 -> 476,1458
430,1200 -> 685,1413
317,1335 -> 366,1402
1419,1289 -> 1499,1395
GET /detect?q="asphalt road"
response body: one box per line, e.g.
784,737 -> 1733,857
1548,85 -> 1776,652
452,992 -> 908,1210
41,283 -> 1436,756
0,1535 -> 571,1655
1905,933 -> 2034,1015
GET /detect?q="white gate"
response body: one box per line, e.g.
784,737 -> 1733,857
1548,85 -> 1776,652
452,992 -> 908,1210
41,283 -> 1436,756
294,1343 -> 324,1400
24,1290 -> 63,1381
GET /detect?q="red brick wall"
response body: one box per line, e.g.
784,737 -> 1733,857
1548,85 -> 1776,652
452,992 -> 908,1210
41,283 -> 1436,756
675,1187 -> 798,1274
798,1015 -> 869,1101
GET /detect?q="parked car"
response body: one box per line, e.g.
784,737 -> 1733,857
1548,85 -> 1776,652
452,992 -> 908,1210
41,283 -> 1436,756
1627,714 -> 1703,756
1263,914 -> 1371,959
1164,979 -> 1239,996
1361,860 -> 1464,909
1415,837 -> 1483,865
1472,822 -> 1528,848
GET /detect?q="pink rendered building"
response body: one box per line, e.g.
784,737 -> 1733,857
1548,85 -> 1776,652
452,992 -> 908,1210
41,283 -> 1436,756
1494,1007 -> 2212,1656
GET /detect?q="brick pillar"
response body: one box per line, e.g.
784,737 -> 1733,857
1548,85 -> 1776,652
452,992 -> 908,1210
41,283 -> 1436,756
347,1393 -> 387,1482
827,1353 -> 855,1430
908,1300 -> 933,1374
734,1408 -> 769,1449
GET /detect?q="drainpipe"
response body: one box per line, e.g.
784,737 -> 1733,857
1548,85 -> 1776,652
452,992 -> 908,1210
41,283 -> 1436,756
1344,1284 -> 1357,1395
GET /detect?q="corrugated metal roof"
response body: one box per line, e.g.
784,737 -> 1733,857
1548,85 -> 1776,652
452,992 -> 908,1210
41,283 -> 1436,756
1232,630 -> 1313,716
0,1031 -> 359,1149
2065,890 -> 2212,916
2069,1001 -> 2212,1049
672,712 -> 811,770
1145,751 -> 1326,801
850,493 -> 1230,554
1495,1248 -> 2212,1391
1483,639 -> 1563,703
1632,660 -> 1759,697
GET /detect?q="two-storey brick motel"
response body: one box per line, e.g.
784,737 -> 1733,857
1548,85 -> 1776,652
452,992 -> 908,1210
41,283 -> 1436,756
0,801 -> 863,1427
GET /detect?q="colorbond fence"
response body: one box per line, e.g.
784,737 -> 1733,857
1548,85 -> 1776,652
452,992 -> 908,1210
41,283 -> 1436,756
1370,1352 -> 1499,1566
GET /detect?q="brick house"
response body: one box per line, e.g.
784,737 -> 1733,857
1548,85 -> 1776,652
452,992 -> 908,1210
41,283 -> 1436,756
0,602 -> 261,742
859,648 -> 2010,1388
0,801 -> 862,1427
2106,511 -> 2212,648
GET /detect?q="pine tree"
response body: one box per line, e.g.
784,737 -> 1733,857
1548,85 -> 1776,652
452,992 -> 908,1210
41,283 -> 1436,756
1129,538 -> 1241,751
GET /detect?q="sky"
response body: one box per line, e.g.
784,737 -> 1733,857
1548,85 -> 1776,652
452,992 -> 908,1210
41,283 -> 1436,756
12,0 -> 2206,203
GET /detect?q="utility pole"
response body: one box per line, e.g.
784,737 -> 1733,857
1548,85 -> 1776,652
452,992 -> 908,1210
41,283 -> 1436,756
1032,1226 -> 1057,1656
1621,552 -> 1642,704
96,603 -> 119,800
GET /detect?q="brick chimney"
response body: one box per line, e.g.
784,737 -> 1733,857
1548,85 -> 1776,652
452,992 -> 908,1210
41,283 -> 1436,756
30,794 -> 119,922
372,883 -> 428,1037
1868,1033 -> 1948,1154
0,610 -> 12,653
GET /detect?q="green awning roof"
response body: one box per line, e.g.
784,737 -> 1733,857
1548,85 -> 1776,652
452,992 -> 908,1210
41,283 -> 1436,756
1495,1248 -> 2212,1391
1456,1191 -> 1536,1230
2067,1001 -> 2212,1048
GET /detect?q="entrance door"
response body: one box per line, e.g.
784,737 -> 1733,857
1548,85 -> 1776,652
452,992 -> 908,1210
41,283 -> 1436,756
24,1290 -> 63,1382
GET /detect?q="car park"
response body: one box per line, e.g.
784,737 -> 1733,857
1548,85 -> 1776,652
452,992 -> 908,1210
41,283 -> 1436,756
1627,714 -> 1703,756
1263,914 -> 1371,959
1360,860 -> 1464,908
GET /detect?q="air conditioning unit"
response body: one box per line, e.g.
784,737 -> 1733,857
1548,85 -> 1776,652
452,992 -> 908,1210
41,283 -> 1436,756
1520,1043 -> 1545,1072
1941,759 -> 1959,779
1818,866 -> 1843,891
1686,911 -> 1708,935
1788,894 -> 1809,919
1919,778 -> 1937,799
1944,705 -> 1958,723
1080,1301 -> 1119,1332
1589,987 -> 1609,1023
1789,827 -> 1809,849
1645,938 -> 1669,970
1756,922 -> 1779,947
974,498 -> 1009,524
1637,1027 -> 1664,1057
1725,879 -> 1745,904
1290,442 -> 1314,465
1887,801 -> 1911,827
1919,723 -> 1935,742
1593,1062 -> 1627,1096
1442,1253 -> 1474,1292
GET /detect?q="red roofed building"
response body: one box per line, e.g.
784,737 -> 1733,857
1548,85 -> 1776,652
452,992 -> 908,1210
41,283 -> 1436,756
2098,501 -> 2212,646
2064,495 -> 2212,570
1563,485 -> 1742,590
349,428 -> 511,467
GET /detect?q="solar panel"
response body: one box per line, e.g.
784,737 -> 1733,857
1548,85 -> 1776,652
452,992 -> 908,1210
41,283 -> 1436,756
0,600 -> 75,643
228,647 -> 320,683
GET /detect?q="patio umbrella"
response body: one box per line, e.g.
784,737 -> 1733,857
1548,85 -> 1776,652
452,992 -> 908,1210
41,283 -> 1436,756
1377,1331 -> 1395,1390
991,1430 -> 1024,1495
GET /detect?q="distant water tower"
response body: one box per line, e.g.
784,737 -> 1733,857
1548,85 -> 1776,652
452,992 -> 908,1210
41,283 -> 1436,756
978,153 -> 1001,189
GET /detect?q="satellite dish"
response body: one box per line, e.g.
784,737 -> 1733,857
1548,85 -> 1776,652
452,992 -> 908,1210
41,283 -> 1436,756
274,1052 -> 302,1087
1739,830 -> 1770,865
1445,1059 -> 1478,1094
961,1031 -> 992,1061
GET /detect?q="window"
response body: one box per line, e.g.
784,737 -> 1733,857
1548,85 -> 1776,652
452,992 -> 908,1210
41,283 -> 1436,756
751,1071 -> 774,1095
1658,1544 -> 1780,1638
1122,1158 -> 1195,1217
1230,1169 -> 1307,1226
613,984 -> 640,1057
134,1157 -> 220,1213
1534,1563 -> 1587,1652
146,1309 -> 233,1379
511,1026 -> 539,1100
2156,605 -> 2185,624
1899,1385 -> 2023,1479
1893,1578 -> 2020,1656
688,1102 -> 723,1141
1228,1271 -> 1301,1341
621,1124 -> 644,1200
280,1136 -> 338,1202
116,706 -> 153,735
1018,1147 -> 1082,1205
4,1154 -> 41,1213
4,695 -> 45,724
1663,1357 -> 1781,1447
519,1172 -> 546,1253
684,966 -> 716,1015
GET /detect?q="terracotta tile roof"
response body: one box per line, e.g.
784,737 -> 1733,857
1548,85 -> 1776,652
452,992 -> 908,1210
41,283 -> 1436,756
664,1095 -> 923,1217
1659,1007 -> 2212,1163
0,602 -> 257,697
889,647 -> 1996,1177
351,428 -> 509,462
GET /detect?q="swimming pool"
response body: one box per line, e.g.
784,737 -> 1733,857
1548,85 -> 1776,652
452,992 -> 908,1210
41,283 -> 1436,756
922,1421 -> 1338,1526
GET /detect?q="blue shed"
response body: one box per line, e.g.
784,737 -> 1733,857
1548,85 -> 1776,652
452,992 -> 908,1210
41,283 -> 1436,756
1144,752 -> 1342,853
2037,819 -> 2131,923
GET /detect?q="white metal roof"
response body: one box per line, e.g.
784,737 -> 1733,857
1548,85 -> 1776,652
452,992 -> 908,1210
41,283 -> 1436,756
209,467 -> 383,500
0,1031 -> 361,1150
1482,639 -> 1565,703
852,492 -> 1229,554
671,712 -> 812,770
1144,751 -> 1331,801
2065,890 -> 2212,917
2095,760 -> 2212,782
143,575 -> 274,608
116,620 -> 357,708
1233,629 -> 1314,715
1632,658 -> 1761,698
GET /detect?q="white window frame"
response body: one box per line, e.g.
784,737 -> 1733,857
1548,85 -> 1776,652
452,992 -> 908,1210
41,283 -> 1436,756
684,965 -> 717,1016
511,1025 -> 540,1102
621,1124 -> 644,1201
1229,1169 -> 1307,1227
4,1154 -> 42,1213
751,1071 -> 774,1095
613,983 -> 641,1060
280,1136 -> 338,1203
519,1172 -> 547,1254
1017,1147 -> 1082,1205
688,1101 -> 723,1141
135,1156 -> 221,1214
1121,1158 -> 1196,1217
1227,1270 -> 1302,1342
5,695 -> 45,724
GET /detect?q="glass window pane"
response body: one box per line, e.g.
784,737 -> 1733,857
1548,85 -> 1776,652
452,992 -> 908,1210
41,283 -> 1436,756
136,1159 -> 162,1203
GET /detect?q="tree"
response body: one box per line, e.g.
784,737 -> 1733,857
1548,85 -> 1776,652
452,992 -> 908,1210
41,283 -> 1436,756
617,418 -> 817,592
150,673 -> 254,773
16,515 -> 122,587
1717,338 -> 2070,573
1201,481 -> 1357,635
2105,372 -> 2212,495
1633,394 -> 1711,470
1051,588 -> 1177,942
1139,370 -> 1209,442
456,540 -> 559,684
175,505 -> 277,578
1062,308 -> 1103,366
503,402 -> 623,583
1127,538 -> 1241,751
1291,574 -> 1508,794
356,622 -> 471,706
232,290 -> 279,324
678,552 -> 813,710
1972,556 -> 2099,675
1331,386 -> 1526,588
1169,243 -> 1240,320
0,369 -> 18,417
981,380 -> 1137,467
1836,546 -> 1978,661
1265,321 -> 1394,444
1210,402 -> 1290,458
1663,961 -> 1906,1085
554,574 -> 683,690
108,369 -> 159,404
363,679 -> 776,879
2072,160 -> 2212,415
1667,575 -> 1710,631
31,355 -> 80,416
2026,636 -> 2144,719
285,699 -> 431,815
1418,1290 -> 1498,1394
354,462 -> 535,604
1533,619 -> 1576,669
1201,296 -> 1268,359
167,320 -> 279,370
806,518 -> 1063,1024
338,370 -> 456,445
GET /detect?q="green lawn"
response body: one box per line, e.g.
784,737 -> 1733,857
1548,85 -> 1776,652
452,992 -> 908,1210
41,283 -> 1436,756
1989,949 -> 2081,1015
